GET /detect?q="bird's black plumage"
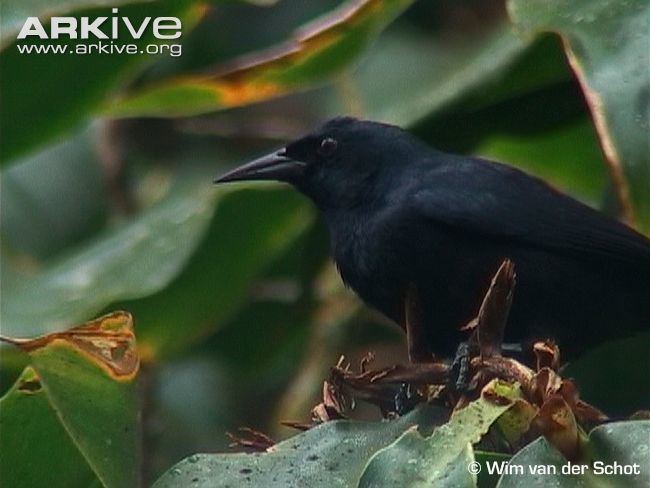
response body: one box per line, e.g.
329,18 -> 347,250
216,117 -> 650,359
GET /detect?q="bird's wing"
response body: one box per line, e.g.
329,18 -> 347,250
411,158 -> 650,267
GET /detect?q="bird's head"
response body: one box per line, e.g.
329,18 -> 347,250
214,117 -> 420,210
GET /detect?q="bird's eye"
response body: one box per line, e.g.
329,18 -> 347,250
318,137 -> 338,157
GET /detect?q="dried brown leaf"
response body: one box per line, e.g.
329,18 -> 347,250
557,380 -> 608,424
533,395 -> 580,460
527,367 -> 562,406
227,427 -> 275,452
470,355 -> 534,387
533,341 -> 560,371
476,259 -> 517,359
0,311 -> 138,379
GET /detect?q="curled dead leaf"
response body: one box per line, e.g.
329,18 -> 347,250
527,367 -> 562,406
330,357 -> 449,414
0,311 -> 138,379
557,380 -> 608,424
480,379 -> 518,407
470,355 -> 534,388
227,427 -> 275,452
497,397 -> 539,446
282,376 -> 349,431
533,395 -> 580,460
477,259 -> 517,359
533,341 -> 560,371
313,380 -> 348,423
293,256 -> 607,461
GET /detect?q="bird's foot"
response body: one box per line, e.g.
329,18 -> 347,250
448,341 -> 476,394
447,341 -> 523,394
393,383 -> 420,415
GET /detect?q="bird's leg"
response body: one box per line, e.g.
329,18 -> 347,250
393,285 -> 431,414
447,341 -> 524,394
448,340 -> 478,393
404,284 -> 431,363
394,383 -> 421,416
449,259 -> 518,393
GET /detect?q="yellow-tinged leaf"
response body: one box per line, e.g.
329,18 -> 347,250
358,379 -> 517,487
497,398 -> 539,445
105,0 -> 415,118
0,310 -> 138,379
508,0 -> 650,232
0,311 -> 141,487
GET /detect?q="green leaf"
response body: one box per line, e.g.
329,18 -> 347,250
1,174 -> 217,338
104,0 -> 415,118
361,432 -> 477,488
587,422 -> 650,485
496,421 -> 650,487
0,311 -> 140,488
403,32 -> 608,207
332,18 -> 611,211
474,452 -> 511,488
359,25 -> 533,127
0,0 -> 197,164
121,185 -> 314,359
153,406 -> 446,488
0,129 -> 108,260
476,117 -> 608,204
354,26 -> 605,207
358,380 -> 518,487
562,334 -> 650,416
2,162 -> 313,360
0,367 -> 98,487
507,0 -> 650,231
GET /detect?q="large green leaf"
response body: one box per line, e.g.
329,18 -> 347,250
153,405 -> 446,488
0,0 -> 197,164
412,83 -> 611,213
476,117 -> 608,204
475,451 -> 511,488
358,25 -> 532,127
497,421 -> 650,487
562,334 -> 650,416
357,380 -> 519,487
350,25 -> 608,205
0,367 -> 98,487
508,0 -> 650,231
0,129 -> 108,260
0,311 -> 140,488
121,185 -> 314,359
1,174 -> 217,338
2,161 -> 314,360
361,434 -> 476,488
104,0 -> 415,118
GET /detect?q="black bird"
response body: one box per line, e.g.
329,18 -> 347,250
215,117 -> 650,361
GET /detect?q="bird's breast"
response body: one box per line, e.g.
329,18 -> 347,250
327,210 -> 406,322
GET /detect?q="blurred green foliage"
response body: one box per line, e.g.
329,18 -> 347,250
1,0 -> 648,486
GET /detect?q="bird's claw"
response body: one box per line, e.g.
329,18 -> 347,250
393,382 -> 419,415
448,342 -> 474,394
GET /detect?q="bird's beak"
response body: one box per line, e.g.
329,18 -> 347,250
213,149 -> 305,184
